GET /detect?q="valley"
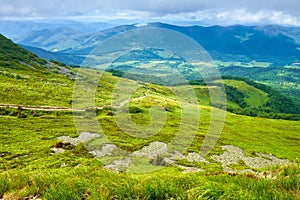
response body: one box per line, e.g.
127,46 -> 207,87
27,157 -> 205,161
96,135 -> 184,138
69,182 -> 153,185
0,21 -> 299,199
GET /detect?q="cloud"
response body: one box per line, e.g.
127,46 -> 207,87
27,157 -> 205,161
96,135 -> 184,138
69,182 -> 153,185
156,9 -> 300,26
0,0 -> 300,26
213,9 -> 300,26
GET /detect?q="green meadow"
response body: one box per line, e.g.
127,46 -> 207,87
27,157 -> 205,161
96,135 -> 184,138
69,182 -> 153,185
0,35 -> 300,199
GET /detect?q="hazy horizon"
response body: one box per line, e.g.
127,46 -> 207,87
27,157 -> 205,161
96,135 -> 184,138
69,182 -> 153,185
0,0 -> 300,27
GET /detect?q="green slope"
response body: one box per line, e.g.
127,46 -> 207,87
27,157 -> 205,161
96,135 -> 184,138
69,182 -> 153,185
220,76 -> 300,119
218,62 -> 300,101
0,34 -> 76,107
0,33 -> 300,199
0,33 -> 299,162
0,34 -> 45,65
223,79 -> 269,107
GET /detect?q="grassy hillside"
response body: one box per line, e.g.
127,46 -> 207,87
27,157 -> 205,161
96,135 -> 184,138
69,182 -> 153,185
0,34 -> 76,107
220,76 -> 300,119
0,33 -> 300,199
1,62 -> 299,120
223,80 -> 269,107
102,48 -> 300,114
218,62 -> 300,100
0,64 -> 74,107
1,101 -> 300,199
0,34 -> 45,65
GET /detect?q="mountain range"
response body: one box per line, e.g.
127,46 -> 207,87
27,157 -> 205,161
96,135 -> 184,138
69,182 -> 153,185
9,22 -> 300,66
0,19 -> 115,38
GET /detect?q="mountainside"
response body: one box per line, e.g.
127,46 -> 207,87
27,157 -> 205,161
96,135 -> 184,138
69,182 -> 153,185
0,33 -> 299,120
0,33 -> 76,106
16,27 -> 85,52
220,76 -> 300,118
218,62 -> 300,100
0,20 -> 114,38
1,30 -> 300,200
154,23 -> 300,65
0,34 -> 45,65
14,23 -> 300,66
20,44 -> 84,66
100,46 -> 300,102
16,24 -> 137,54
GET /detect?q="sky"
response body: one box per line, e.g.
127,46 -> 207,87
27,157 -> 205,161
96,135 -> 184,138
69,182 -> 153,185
1,0 -> 300,26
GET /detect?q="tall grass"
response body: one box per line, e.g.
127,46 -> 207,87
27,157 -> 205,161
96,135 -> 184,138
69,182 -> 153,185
0,165 -> 299,199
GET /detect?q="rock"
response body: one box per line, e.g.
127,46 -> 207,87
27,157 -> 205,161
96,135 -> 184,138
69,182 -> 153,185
185,152 -> 208,163
77,132 -> 100,143
50,147 -> 65,154
105,158 -> 131,172
210,145 -> 290,172
90,144 -> 118,158
132,141 -> 168,159
164,151 -> 183,165
57,132 -> 100,145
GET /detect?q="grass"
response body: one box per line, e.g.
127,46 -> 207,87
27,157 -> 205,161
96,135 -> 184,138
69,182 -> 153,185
0,64 -> 74,107
1,66 -> 299,168
219,113 -> 300,160
0,165 -> 299,199
218,61 -> 300,101
0,59 -> 300,198
0,102 -> 299,199
1,102 -> 299,172
223,79 -> 269,107
0,113 -> 102,171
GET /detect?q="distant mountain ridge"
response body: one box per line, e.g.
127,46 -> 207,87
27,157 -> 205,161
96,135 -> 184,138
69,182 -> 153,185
19,45 -> 84,66
147,23 -> 300,64
13,22 -> 300,66
0,20 -> 114,38
17,24 -> 136,55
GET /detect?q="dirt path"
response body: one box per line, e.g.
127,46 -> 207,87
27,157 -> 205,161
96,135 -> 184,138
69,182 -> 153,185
0,92 -> 149,112
0,104 -> 82,111
112,92 -> 148,109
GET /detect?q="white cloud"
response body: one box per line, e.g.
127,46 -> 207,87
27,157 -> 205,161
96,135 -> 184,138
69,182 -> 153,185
269,11 -> 300,26
0,0 -> 300,26
220,10 -> 300,26
159,9 -> 300,26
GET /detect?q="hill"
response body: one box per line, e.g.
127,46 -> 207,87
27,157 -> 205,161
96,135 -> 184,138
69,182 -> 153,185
0,34 -> 45,65
13,23 -> 300,102
1,33 -> 299,118
0,19 -> 114,39
149,23 -> 300,65
16,24 -> 137,54
14,23 -> 300,65
0,33 -> 299,199
20,44 -> 84,66
0,34 -> 76,106
16,27 -> 84,52
218,62 -> 300,100
101,47 -> 300,118
221,76 -> 300,118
